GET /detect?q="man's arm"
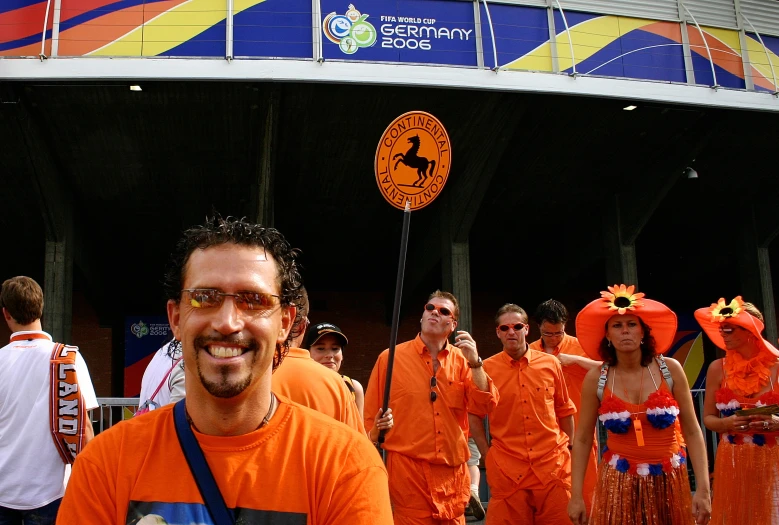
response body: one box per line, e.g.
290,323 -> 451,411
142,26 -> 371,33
557,353 -> 602,371
468,413 -> 489,457
559,414 -> 574,443
85,413 -> 95,444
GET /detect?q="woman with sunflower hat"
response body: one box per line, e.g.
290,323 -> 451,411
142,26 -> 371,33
568,285 -> 711,525
696,297 -> 779,524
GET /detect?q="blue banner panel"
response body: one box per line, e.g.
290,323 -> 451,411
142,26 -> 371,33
620,28 -> 686,83
321,0 -> 477,66
479,3 -> 549,70
124,316 -> 171,396
692,52 -> 745,89
233,0 -> 312,58
161,20 -> 227,57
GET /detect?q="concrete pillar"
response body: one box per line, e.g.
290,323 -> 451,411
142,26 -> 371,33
739,213 -> 778,344
440,191 -> 473,333
43,231 -> 73,343
253,87 -> 279,227
603,196 -> 639,287
443,241 -> 472,334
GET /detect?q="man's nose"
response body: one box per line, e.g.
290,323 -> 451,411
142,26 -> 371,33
211,297 -> 245,333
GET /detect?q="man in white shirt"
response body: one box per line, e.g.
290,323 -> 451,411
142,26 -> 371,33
0,276 -> 98,524
138,339 -> 185,411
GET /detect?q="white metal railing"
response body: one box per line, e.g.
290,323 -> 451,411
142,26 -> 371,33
93,397 -> 140,433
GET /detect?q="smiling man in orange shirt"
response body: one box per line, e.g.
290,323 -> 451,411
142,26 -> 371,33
471,303 -> 576,524
365,290 -> 499,524
528,299 -> 600,514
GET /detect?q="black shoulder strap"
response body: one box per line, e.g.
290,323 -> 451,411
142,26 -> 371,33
173,400 -> 236,525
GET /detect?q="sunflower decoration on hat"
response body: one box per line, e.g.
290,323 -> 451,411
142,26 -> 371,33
601,284 -> 645,315
709,297 -> 744,322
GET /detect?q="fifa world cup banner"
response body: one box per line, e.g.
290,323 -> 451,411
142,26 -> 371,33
321,0 -> 477,66
123,316 -> 171,397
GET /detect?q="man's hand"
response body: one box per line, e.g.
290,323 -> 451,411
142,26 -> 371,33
454,331 -> 479,366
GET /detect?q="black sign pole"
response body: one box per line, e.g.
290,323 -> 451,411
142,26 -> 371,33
378,200 -> 412,459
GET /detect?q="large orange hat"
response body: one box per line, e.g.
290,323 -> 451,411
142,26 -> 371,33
575,284 -> 678,360
693,296 -> 779,357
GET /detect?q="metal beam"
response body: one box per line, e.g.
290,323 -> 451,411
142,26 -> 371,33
5,59 -> 779,113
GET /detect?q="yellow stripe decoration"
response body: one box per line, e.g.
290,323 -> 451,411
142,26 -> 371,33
744,34 -> 779,89
700,26 -> 741,54
504,15 -> 654,72
91,0 -> 266,57
683,333 -> 705,389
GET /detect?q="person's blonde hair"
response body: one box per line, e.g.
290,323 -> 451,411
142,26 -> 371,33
742,301 -> 764,322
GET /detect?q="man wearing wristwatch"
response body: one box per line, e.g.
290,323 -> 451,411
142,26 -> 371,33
470,303 -> 576,524
364,290 -> 498,525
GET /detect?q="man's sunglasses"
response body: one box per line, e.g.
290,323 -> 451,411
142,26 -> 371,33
425,303 -> 453,317
430,376 -> 437,402
498,323 -> 526,332
182,289 -> 280,311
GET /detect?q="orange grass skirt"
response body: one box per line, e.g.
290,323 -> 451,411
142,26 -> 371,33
589,462 -> 694,525
711,436 -> 779,525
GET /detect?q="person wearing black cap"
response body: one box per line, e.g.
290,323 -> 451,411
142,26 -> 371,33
271,293 -> 365,433
305,322 -> 394,441
305,323 -> 361,411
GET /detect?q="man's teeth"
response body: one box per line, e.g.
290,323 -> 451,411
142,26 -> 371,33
209,346 -> 243,358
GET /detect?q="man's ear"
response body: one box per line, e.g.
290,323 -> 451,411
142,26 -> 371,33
278,306 -> 297,344
167,300 -> 181,341
2,308 -> 13,323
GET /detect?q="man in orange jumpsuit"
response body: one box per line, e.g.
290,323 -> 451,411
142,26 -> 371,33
471,303 -> 576,524
528,299 -> 600,514
272,287 -> 370,433
365,290 -> 498,524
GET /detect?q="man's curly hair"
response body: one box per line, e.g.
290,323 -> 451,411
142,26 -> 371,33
163,215 -> 305,370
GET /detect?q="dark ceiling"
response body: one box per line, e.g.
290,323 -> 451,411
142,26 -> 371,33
2,80 -> 778,327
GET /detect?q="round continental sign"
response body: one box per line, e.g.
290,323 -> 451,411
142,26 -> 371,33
375,111 -> 452,211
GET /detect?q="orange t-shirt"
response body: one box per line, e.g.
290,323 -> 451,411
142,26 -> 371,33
481,349 -> 577,489
272,347 -> 365,434
57,397 -> 392,525
364,335 -> 498,466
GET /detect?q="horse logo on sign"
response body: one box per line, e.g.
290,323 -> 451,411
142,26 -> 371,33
375,111 -> 451,211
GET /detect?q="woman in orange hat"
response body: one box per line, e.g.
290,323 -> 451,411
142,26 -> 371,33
696,297 -> 779,525
568,285 -> 711,525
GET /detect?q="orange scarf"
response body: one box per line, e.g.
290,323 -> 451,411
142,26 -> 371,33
724,348 -> 778,397
49,343 -> 87,464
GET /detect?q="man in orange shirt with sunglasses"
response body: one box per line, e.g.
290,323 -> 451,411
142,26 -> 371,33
471,303 -> 576,524
365,290 -> 498,524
